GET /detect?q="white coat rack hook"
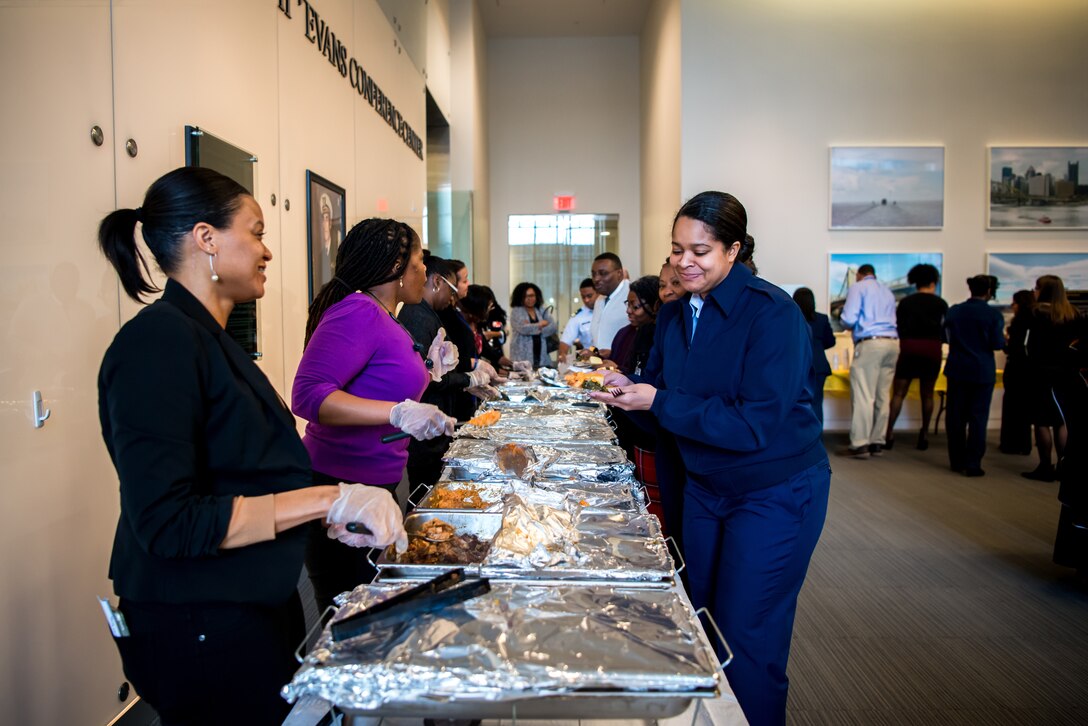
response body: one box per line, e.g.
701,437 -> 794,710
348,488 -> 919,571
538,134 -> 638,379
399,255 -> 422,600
32,391 -> 51,429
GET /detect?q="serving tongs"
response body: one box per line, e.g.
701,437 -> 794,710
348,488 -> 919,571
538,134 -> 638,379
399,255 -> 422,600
330,568 -> 491,642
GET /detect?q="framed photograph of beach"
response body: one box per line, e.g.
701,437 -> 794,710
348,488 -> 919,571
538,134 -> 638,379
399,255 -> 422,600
829,146 -> 944,230
985,252 -> 1088,307
828,252 -> 944,332
988,147 -> 1088,229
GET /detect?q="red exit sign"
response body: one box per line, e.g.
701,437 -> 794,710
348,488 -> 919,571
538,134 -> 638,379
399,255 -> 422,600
553,195 -> 575,212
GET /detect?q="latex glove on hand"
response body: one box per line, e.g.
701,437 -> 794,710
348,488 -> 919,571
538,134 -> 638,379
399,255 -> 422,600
466,384 -> 501,402
426,329 -> 460,382
389,399 -> 456,440
326,483 -> 408,553
474,359 -> 498,382
466,369 -> 490,389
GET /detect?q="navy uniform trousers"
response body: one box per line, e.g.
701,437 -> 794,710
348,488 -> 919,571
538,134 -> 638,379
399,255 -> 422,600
684,459 -> 831,726
945,378 -> 995,472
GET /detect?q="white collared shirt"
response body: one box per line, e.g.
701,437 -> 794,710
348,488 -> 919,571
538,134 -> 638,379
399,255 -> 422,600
590,278 -> 630,350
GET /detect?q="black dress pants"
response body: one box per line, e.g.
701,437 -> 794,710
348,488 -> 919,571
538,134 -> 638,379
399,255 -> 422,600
305,471 -> 398,611
114,594 -> 303,726
946,378 -> 995,471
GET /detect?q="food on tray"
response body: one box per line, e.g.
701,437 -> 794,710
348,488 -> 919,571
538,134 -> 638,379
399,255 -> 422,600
495,442 -> 534,477
429,484 -> 489,509
467,410 -> 501,428
564,371 -> 606,391
398,519 -> 490,565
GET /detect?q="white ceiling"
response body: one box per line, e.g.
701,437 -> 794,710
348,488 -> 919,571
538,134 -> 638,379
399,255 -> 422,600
478,0 -> 652,37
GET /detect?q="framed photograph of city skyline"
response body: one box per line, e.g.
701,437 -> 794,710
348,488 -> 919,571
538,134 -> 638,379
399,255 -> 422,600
827,252 -> 944,332
829,146 -> 944,230
306,171 -> 346,304
988,147 -> 1088,230
985,252 -> 1088,307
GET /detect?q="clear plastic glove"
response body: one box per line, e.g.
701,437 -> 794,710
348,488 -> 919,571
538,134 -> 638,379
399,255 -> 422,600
475,359 -> 498,381
512,360 -> 533,373
467,369 -> 490,388
426,329 -> 460,382
325,483 -> 408,553
467,384 -> 501,402
389,399 -> 456,440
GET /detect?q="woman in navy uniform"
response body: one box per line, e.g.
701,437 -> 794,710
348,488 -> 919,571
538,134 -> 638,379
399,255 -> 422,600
592,191 -> 830,726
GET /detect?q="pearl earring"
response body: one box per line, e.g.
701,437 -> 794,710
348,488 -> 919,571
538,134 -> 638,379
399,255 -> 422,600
209,254 -> 219,283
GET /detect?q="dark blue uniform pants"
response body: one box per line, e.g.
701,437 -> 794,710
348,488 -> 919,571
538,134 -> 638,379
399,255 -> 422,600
945,378 -> 995,471
684,460 -> 831,726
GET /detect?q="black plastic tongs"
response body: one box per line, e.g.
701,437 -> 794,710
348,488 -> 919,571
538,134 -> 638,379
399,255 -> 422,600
329,568 -> 491,642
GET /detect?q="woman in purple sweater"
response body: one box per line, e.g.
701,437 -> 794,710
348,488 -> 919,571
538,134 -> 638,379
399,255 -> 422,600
292,218 -> 455,609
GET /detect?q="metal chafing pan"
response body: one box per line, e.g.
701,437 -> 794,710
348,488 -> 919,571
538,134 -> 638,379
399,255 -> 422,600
413,480 -> 507,513
414,478 -> 644,514
377,510 -> 673,587
375,512 -> 501,579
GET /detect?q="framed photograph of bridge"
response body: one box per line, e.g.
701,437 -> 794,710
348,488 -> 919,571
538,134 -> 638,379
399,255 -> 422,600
988,147 -> 1088,230
828,252 -> 944,332
830,146 -> 944,230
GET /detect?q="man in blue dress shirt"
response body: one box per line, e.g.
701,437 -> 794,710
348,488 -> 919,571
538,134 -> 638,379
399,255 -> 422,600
839,264 -> 899,457
944,275 -> 1006,476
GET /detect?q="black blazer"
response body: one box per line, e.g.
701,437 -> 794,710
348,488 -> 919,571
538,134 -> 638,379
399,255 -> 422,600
98,280 -> 312,605
809,312 -> 835,378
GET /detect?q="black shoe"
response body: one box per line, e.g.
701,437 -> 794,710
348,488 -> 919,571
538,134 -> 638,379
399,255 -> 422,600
1021,466 -> 1057,482
869,444 -> 884,457
840,446 -> 870,459
883,436 -> 895,451
916,434 -> 929,451
950,463 -> 965,473
964,468 -> 985,477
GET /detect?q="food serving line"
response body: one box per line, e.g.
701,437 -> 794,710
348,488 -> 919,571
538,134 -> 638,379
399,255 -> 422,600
283,373 -> 747,725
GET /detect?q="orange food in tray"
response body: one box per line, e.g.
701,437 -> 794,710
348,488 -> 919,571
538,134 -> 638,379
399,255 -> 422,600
467,410 -> 501,427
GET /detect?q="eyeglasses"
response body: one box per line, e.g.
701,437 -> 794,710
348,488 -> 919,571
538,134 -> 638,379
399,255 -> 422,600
438,276 -> 459,296
625,300 -> 644,311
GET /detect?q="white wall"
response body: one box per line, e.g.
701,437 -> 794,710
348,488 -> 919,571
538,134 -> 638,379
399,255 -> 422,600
676,0 -> 1088,429
0,1 -> 437,721
639,0 -> 682,274
488,35 -> 641,305
450,0 -> 491,281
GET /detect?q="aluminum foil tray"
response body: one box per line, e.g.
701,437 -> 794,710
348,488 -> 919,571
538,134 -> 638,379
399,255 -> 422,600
415,479 -> 643,514
283,582 -> 720,711
479,400 -> 606,416
377,508 -> 672,586
456,415 -> 617,444
443,439 -> 634,483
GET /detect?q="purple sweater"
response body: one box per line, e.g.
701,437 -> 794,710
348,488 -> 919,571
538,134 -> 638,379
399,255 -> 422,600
291,294 -> 429,484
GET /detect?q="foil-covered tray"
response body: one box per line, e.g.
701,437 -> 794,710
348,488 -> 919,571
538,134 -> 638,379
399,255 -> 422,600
415,478 -> 643,514
377,507 -> 673,586
283,582 -> 721,712
456,414 -> 617,444
479,399 -> 606,416
443,439 -> 634,483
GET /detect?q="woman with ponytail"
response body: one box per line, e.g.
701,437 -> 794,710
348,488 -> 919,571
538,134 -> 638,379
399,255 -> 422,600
590,191 -> 829,726
291,218 -> 456,610
97,167 -> 406,725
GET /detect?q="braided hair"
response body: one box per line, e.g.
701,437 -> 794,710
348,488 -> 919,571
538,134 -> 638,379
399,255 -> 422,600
304,217 -> 418,347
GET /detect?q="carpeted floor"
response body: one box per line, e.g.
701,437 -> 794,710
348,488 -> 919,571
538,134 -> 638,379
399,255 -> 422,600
788,432 -> 1088,725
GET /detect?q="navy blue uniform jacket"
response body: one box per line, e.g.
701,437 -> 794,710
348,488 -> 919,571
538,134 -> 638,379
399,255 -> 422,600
99,280 -> 313,605
944,298 -> 1005,384
636,264 -> 826,495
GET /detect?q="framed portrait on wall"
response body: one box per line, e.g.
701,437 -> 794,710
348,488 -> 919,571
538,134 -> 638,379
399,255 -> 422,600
829,146 -> 945,230
828,252 -> 943,332
988,146 -> 1088,229
986,252 -> 1088,307
306,171 -> 346,303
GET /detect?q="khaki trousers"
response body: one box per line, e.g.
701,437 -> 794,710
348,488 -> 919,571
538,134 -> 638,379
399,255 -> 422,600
849,338 -> 899,449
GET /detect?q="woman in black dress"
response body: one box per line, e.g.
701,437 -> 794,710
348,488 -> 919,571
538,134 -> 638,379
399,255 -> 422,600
885,264 -> 948,450
999,290 -> 1036,455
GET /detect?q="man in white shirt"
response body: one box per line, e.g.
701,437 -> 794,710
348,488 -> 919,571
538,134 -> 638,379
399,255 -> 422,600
588,252 -> 630,356
558,278 -> 598,362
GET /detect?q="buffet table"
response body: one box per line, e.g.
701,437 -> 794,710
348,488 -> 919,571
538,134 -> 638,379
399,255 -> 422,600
282,376 -> 747,725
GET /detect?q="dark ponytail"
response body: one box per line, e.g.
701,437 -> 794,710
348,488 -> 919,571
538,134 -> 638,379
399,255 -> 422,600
673,191 -> 757,274
792,286 -> 816,322
97,167 -> 249,302
304,218 -> 418,347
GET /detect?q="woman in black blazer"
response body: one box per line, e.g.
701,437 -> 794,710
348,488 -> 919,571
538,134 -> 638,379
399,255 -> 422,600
97,167 -> 406,725
792,287 -> 835,425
